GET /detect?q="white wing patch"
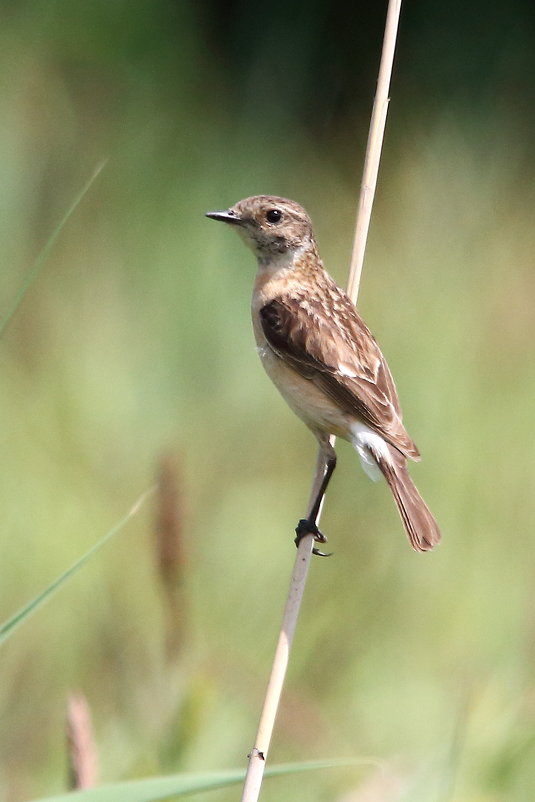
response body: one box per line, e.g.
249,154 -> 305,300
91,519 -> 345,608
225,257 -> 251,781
338,362 -> 357,378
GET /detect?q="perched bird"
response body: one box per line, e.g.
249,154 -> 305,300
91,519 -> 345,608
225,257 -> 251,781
206,195 -> 440,553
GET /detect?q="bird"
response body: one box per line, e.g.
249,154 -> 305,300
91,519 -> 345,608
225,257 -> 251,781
205,195 -> 441,553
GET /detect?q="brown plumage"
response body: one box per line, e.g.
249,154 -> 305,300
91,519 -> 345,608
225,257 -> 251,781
206,195 -> 441,552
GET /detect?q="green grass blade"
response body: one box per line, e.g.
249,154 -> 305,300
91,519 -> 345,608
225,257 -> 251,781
0,159 -> 107,338
0,485 -> 155,646
29,759 -> 377,801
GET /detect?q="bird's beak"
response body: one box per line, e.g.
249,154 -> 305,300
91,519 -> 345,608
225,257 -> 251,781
205,209 -> 243,226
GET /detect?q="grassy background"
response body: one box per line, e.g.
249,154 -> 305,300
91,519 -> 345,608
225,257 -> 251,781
1,2 -> 535,799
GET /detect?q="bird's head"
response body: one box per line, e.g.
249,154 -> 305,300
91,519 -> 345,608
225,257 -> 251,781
205,195 -> 315,263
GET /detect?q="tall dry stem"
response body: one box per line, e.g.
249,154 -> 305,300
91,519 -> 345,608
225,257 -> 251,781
240,2 -> 403,801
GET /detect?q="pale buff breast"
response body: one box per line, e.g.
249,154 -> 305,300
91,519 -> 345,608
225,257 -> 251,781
251,308 -> 355,440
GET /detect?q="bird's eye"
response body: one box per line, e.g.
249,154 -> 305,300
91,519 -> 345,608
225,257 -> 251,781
266,209 -> 282,224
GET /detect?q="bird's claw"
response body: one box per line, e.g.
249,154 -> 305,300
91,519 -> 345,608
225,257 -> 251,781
294,519 -> 333,557
295,518 -> 327,542
311,546 -> 333,557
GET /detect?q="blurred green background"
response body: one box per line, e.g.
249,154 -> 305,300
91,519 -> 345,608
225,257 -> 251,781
1,1 -> 535,799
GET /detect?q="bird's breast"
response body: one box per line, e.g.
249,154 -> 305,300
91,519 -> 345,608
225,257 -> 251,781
251,313 -> 354,440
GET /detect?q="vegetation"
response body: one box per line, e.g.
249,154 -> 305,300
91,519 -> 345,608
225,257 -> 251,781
1,2 -> 535,799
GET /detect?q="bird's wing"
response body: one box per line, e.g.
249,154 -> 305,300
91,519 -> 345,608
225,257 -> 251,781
259,293 -> 420,460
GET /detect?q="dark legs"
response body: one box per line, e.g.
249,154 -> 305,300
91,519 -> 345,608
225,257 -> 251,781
295,437 -> 337,556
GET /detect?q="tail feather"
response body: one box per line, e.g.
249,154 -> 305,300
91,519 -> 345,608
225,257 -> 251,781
375,447 -> 441,552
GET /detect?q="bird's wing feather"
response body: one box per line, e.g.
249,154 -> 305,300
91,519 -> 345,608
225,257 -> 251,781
259,294 -> 420,459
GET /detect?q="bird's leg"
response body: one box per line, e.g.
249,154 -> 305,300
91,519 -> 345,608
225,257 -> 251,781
295,439 -> 336,556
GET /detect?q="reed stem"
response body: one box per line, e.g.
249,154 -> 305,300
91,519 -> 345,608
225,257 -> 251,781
240,4 -> 403,799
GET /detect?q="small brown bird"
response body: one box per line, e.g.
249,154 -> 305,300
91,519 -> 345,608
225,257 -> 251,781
206,195 -> 440,553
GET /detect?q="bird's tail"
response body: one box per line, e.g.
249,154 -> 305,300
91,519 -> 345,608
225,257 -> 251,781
375,446 -> 441,552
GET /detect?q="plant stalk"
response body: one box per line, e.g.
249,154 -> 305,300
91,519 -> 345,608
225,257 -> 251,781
240,3 -> 403,799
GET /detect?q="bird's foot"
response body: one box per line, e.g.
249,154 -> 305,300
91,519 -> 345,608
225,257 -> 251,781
294,519 -> 333,557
